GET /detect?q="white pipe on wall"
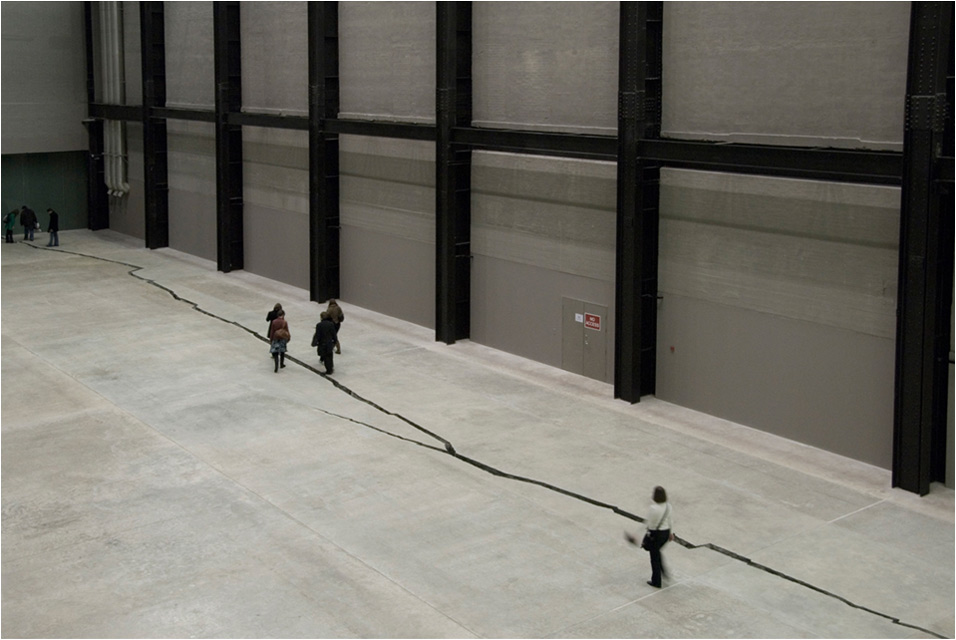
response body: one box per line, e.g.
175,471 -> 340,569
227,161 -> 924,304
115,1 -> 130,195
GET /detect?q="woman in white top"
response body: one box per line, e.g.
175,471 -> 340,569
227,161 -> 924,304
643,485 -> 673,587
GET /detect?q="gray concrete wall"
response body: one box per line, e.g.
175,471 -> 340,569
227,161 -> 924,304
243,127 -> 310,291
241,2 -> 308,116
662,2 -> 910,149
1,2 -> 88,154
656,169 -> 900,468
165,2 -> 214,110
471,152 -> 617,381
472,2 -> 618,134
339,2 -> 435,124
167,120 -> 217,262
340,135 -> 435,328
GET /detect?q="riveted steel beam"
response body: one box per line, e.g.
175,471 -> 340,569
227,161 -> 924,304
140,1 -> 169,249
893,1 -> 954,495
436,1 -> 473,344
615,1 -> 662,403
309,1 -> 340,304
214,1 -> 243,272
84,2 -> 109,231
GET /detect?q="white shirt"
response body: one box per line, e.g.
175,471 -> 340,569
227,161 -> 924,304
645,501 -> 673,532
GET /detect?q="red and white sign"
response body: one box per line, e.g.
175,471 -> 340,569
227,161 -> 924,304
584,313 -> 601,331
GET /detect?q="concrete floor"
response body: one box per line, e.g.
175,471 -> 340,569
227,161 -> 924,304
2,230 -> 953,639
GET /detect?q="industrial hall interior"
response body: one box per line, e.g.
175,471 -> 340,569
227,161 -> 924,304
2,1 -> 954,638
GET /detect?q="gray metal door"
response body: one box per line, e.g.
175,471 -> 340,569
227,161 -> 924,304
562,297 -> 607,382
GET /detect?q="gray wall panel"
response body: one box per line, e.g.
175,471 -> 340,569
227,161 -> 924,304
1,2 -> 88,154
472,255 -> 615,381
471,152 -> 617,382
473,2 -> 618,134
662,2 -> 910,149
241,2 -> 307,116
167,121 -> 217,262
123,1 -> 142,106
656,294 -> 895,468
340,135 -> 435,327
165,2 -> 214,109
339,2 -> 435,123
243,127 -> 309,289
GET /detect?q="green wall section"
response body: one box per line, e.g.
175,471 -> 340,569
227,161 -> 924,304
2,151 -> 88,231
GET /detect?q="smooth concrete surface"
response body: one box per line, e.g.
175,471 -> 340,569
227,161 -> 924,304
3,230 -> 954,639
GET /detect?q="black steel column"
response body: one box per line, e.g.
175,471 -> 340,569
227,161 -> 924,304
893,1 -> 954,495
615,2 -> 662,402
214,1 -> 243,272
308,2 -> 340,303
84,1 -> 109,231
140,1 -> 168,249
436,1 -> 472,344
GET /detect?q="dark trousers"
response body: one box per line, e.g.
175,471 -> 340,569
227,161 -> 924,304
647,529 -> 671,586
319,348 -> 334,373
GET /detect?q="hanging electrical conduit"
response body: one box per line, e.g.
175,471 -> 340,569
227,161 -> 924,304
99,1 -> 130,198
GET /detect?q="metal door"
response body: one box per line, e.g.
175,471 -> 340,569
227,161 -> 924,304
562,297 -> 608,382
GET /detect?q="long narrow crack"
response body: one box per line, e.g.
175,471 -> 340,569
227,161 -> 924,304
23,243 -> 947,639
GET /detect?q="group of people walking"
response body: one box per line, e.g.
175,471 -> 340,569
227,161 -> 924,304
266,299 -> 344,375
4,206 -> 59,246
265,296 -> 674,589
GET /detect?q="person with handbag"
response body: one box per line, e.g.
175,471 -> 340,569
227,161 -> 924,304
269,309 -> 290,372
625,485 -> 674,588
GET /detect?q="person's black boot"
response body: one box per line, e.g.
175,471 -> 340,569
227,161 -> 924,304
273,354 -> 279,372
280,354 -> 286,368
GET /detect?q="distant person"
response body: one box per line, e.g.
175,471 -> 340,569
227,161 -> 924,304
327,299 -> 345,354
46,209 -> 59,247
4,209 -> 17,243
20,206 -> 36,241
266,303 -> 283,341
311,311 -> 337,374
625,485 -> 674,588
269,309 -> 290,373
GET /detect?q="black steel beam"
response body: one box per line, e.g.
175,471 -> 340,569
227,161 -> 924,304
451,126 -> 616,161
84,2 -> 109,231
640,139 -> 904,186
308,2 -> 340,304
893,1 -> 954,495
89,103 -> 144,123
214,1 -> 244,273
154,106 -> 216,123
140,1 -> 169,249
614,1 -> 662,403
230,111 -> 309,131
436,1 -> 473,344
327,118 -> 435,141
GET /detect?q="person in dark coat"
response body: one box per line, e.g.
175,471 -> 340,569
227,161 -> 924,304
327,299 -> 345,354
311,311 -> 338,374
4,209 -> 17,243
46,209 -> 59,246
20,206 -> 36,241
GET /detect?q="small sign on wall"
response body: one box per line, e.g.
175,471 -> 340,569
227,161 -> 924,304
575,313 -> 584,323
585,313 -> 601,331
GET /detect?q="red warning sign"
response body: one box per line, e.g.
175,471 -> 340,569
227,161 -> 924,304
584,313 -> 601,331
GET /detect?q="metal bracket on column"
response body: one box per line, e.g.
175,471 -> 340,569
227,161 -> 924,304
309,2 -> 340,304
214,1 -> 243,272
614,1 -> 662,403
436,1 -> 473,344
84,1 -> 109,231
140,1 -> 169,249
893,1 -> 954,495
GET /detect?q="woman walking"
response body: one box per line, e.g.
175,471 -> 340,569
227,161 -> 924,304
626,485 -> 674,588
269,309 -> 290,372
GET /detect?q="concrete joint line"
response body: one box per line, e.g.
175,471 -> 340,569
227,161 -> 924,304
23,242 -> 947,640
